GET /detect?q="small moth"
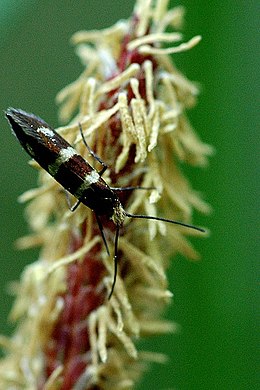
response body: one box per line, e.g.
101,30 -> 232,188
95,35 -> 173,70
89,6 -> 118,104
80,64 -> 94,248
6,108 -> 205,298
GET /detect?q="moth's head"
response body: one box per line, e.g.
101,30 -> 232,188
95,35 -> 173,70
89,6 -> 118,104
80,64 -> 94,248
111,198 -> 126,227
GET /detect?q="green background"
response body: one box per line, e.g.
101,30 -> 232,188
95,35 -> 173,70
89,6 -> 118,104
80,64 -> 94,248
0,1 -> 258,389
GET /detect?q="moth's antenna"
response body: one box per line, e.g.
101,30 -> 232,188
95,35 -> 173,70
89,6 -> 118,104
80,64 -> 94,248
125,212 -> 205,233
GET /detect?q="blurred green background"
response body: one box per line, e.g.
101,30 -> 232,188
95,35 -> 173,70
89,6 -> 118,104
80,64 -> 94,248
0,1 -> 258,389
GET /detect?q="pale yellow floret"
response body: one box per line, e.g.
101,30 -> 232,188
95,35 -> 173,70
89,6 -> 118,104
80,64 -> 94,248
71,21 -> 127,45
47,236 -> 100,276
74,103 -> 120,143
134,0 -> 153,37
43,365 -> 63,390
127,32 -> 183,51
96,63 -> 140,96
119,238 -> 166,284
156,5 -> 185,32
80,77 -> 97,117
139,35 -> 202,55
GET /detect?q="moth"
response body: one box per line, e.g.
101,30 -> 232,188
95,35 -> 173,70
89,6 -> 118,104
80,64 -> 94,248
6,108 -> 205,298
